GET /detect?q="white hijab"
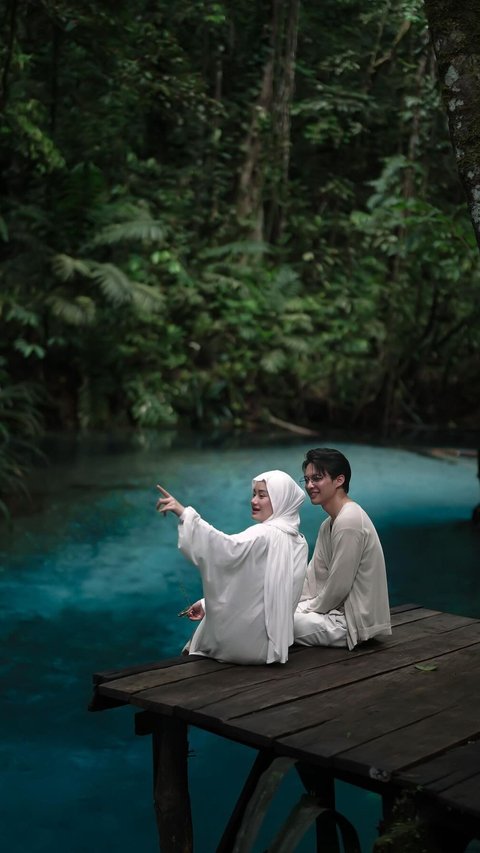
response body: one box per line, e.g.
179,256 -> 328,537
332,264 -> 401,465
253,470 -> 306,663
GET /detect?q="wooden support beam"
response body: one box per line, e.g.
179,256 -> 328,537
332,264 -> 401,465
230,756 -> 297,852
216,749 -> 277,853
150,716 -> 193,853
269,793 -> 327,852
135,710 -> 156,736
296,763 -> 340,853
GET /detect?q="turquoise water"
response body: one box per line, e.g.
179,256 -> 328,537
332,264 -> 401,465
1,435 -> 478,852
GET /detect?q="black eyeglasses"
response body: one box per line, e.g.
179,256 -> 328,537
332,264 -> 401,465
299,474 -> 324,486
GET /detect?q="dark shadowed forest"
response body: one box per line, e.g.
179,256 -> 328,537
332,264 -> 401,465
1,0 -> 479,511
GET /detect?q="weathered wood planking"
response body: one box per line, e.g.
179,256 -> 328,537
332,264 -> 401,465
91,605 -> 480,840
96,611 -> 478,699
99,621 -> 480,734
397,741 -> 480,818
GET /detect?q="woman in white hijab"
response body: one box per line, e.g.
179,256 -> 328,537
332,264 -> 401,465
156,471 -> 308,665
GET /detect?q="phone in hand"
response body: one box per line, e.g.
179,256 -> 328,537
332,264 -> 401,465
177,607 -> 191,617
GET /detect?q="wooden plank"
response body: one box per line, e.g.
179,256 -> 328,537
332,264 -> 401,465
148,624 -> 480,726
208,648 -> 480,742
92,607 -> 467,686
277,647 -> 480,758
436,773 -> 480,817
389,610 -> 477,632
94,611 -> 476,703
133,631 -> 480,727
93,654 -> 197,684
212,614 -> 480,724
89,606 -> 480,834
98,657 -> 232,698
388,609 -> 478,630
333,704 -> 480,781
398,740 -> 480,793
185,644 -> 480,751
98,644 -> 362,707
389,607 -> 442,626
91,603 -> 421,684
101,659 -> 302,714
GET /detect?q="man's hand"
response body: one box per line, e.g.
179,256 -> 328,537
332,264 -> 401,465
156,485 -> 185,517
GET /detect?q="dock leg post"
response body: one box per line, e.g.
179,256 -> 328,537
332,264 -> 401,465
151,716 -> 193,853
296,763 -> 340,853
216,748 -> 276,853
381,790 -> 396,824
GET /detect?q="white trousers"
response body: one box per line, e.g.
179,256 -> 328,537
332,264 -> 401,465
294,606 -> 347,648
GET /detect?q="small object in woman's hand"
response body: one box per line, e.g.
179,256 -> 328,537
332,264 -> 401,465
177,607 -> 191,617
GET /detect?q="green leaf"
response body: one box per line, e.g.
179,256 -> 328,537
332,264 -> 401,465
48,296 -> 96,326
414,663 -> 438,672
13,339 -> 45,359
52,254 -> 92,282
93,218 -> 164,246
90,263 -> 134,306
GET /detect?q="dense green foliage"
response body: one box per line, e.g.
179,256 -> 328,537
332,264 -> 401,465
1,0 -> 479,501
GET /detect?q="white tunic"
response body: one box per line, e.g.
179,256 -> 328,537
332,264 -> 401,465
177,471 -> 308,665
298,501 -> 391,649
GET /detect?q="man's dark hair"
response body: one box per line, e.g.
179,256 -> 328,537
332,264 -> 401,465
302,448 -> 351,493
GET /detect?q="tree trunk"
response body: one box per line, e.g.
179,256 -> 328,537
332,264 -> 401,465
0,0 -> 19,111
236,53 -> 274,241
267,0 -> 300,244
236,0 -> 300,243
424,0 -> 480,249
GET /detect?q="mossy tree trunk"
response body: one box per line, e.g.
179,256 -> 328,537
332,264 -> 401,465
424,0 -> 480,250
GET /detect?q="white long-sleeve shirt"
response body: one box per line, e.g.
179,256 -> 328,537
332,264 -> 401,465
178,507 -> 307,664
298,501 -> 391,649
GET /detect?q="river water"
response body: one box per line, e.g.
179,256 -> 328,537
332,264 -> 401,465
1,432 -> 479,852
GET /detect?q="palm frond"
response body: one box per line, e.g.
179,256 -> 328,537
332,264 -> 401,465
52,253 -> 92,282
131,282 -> 165,313
93,218 -> 165,246
90,263 -> 134,306
48,295 -> 96,325
0,379 -> 44,515
272,266 -> 301,295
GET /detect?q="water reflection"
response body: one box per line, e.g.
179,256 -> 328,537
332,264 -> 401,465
0,433 -> 478,852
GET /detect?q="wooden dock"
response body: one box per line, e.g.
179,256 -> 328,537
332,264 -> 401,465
90,605 -> 480,852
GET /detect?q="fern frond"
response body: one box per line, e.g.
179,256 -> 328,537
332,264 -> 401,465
131,282 -> 165,313
199,241 -> 271,260
93,218 -> 164,246
272,266 -> 301,294
48,295 -> 96,325
52,254 -> 92,282
260,349 -> 287,373
284,336 -> 311,355
90,263 -> 134,306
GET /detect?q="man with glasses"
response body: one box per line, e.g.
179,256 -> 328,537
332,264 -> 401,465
294,447 -> 391,649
